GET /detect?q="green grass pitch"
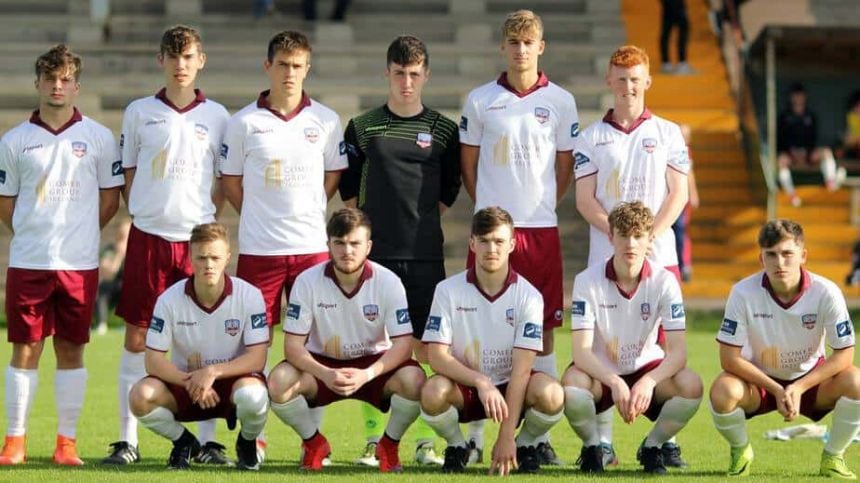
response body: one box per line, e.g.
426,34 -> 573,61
0,311 -> 857,481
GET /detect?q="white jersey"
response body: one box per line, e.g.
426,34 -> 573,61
121,89 -> 229,241
459,73 -> 578,228
146,276 -> 269,372
283,261 -> 412,360
220,91 -> 347,255
574,109 -> 690,267
0,109 -> 123,270
422,268 -> 544,385
718,270 -> 855,381
570,259 -> 686,375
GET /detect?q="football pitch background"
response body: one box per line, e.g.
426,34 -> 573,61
1,311 -> 858,482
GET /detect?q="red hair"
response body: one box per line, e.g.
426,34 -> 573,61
608,45 -> 650,70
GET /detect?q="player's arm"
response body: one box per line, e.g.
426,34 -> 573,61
790,346 -> 854,396
575,174 -> 610,235
338,120 -> 362,208
630,329 -> 687,419
324,171 -> 341,201
144,348 -> 189,385
652,167 -> 688,238
221,175 -> 243,213
185,344 -> 267,401
439,128 -> 463,215
426,342 -> 507,422
571,328 -> 632,419
211,176 -> 225,218
718,342 -> 783,399
0,196 -> 15,232
491,347 -> 534,475
460,144 -> 479,202
687,166 -> 699,208
555,150 -> 574,203
99,187 -> 121,229
122,168 -> 135,206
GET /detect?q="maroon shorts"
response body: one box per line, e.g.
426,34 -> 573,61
587,359 -> 665,421
749,358 -> 829,422
467,226 -> 563,329
6,267 -> 98,344
116,224 -> 192,327
155,373 -> 266,424
237,252 -> 328,326
304,351 -> 421,412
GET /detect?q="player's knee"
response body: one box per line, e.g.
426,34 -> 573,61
530,374 -> 564,414
129,379 -> 159,417
267,362 -> 301,403
233,382 -> 269,415
835,366 -> 860,400
421,374 -> 453,415
561,365 -> 592,390
709,373 -> 745,412
393,365 -> 426,400
563,384 -> 596,418
52,337 -> 84,369
675,368 -> 704,399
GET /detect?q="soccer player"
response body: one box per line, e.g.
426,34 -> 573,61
710,219 -> 860,478
458,9 -> 577,464
129,223 -> 269,470
574,44 -> 690,466
562,201 -> 702,475
420,206 -> 564,475
0,44 -> 123,465
267,208 -> 425,472
108,25 -> 231,466
339,34 -> 460,467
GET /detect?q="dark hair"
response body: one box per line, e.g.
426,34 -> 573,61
471,206 -> 514,237
386,35 -> 429,68
160,25 -> 202,56
190,222 -> 229,245
267,30 -> 312,62
789,82 -> 806,94
327,208 -> 372,238
35,44 -> 82,81
758,219 -> 804,248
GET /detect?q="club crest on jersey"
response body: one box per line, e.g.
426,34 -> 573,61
642,138 -> 657,154
363,304 -> 379,322
71,141 -> 87,158
640,303 -> 651,321
224,319 -> 241,336
195,123 -> 209,141
837,321 -> 853,338
304,127 -> 320,143
426,316 -> 441,332
534,107 -> 550,124
396,309 -> 410,325
416,132 -> 432,149
505,308 -> 515,326
801,313 -> 817,330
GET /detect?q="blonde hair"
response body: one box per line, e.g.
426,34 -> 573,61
190,222 -> 229,246
502,10 -> 543,40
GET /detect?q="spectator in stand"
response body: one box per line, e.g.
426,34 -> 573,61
93,218 -> 131,335
671,125 -> 699,282
659,0 -> 693,74
841,91 -> 860,160
254,0 -> 351,21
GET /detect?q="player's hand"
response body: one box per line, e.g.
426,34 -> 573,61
629,376 -> 656,420
489,433 -> 517,476
772,387 -> 793,420
185,366 -> 216,402
196,388 -> 220,409
478,381 -> 508,423
782,384 -> 803,421
610,380 -> 633,423
333,367 -> 368,396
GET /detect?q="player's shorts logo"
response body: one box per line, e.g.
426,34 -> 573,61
363,304 -> 379,321
505,308 -> 515,326
523,322 -> 542,339
195,123 -> 209,141
720,318 -> 737,336
534,107 -> 550,124
554,309 -> 563,321
150,316 -> 165,333
71,141 -> 87,158
416,132 -> 433,149
837,321 -> 853,338
640,303 -> 651,321
396,308 -> 411,325
671,303 -> 685,319
801,313 -> 817,330
642,138 -> 657,154
304,127 -> 320,143
426,315 -> 441,332
224,318 -> 241,336
571,301 -> 586,317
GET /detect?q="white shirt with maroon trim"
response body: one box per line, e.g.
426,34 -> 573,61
121,89 -> 229,242
283,260 -> 412,360
146,275 -> 269,372
0,109 -> 123,270
574,109 -> 690,267
220,91 -> 347,256
570,259 -> 685,375
459,72 -> 579,228
718,269 -> 854,381
422,268 -> 544,385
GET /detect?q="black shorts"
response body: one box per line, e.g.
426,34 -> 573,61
374,259 -> 445,339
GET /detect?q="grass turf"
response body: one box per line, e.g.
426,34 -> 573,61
0,310 -> 857,481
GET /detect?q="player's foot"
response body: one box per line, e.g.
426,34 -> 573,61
167,430 -> 201,470
235,434 -> 260,471
256,437 -> 266,463
375,434 -> 402,473
536,441 -> 563,465
638,444 -> 667,474
576,445 -> 604,473
100,441 -> 140,465
727,443 -> 753,476
662,441 -> 688,468
599,442 -> 618,467
0,435 -> 26,465
194,441 -> 233,466
820,451 -> 857,479
355,441 -> 379,466
414,441 -> 443,465
516,445 -> 540,474
442,445 -> 469,473
300,432 -> 331,471
466,438 -> 483,464
52,435 -> 84,466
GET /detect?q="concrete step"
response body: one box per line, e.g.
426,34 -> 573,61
0,0 -> 66,14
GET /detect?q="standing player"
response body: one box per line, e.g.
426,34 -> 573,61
710,220 -> 860,478
458,9 -> 577,464
129,223 -> 269,470
0,44 -> 123,465
339,34 -> 460,467
107,25 -> 231,466
420,206 -> 564,475
562,201 -> 702,474
267,208 -> 426,472
573,44 -> 690,467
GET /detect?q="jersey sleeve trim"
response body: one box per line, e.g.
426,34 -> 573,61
283,329 -> 310,336
244,340 -> 271,348
145,345 -> 168,353
574,171 -> 597,181
460,141 -> 480,147
715,339 -> 744,348
667,165 -> 689,175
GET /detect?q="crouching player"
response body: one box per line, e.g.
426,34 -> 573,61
420,206 -> 565,475
129,223 -> 269,470
267,208 -> 425,472
710,219 -> 860,478
562,201 -> 702,474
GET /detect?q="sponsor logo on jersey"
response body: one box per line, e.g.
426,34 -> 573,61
837,320 -> 853,338
317,302 -> 337,310
801,313 -> 817,330
0,169 -> 5,184
671,303 -> 685,319
195,123 -> 209,141
554,309 -> 563,321
23,143 -> 43,153
459,116 -> 468,131
571,122 -> 580,137
595,139 -> 614,147
112,160 -> 123,176
363,304 -> 379,321
574,152 -> 590,169
534,107 -> 550,124
251,127 -> 273,135
505,308 -> 515,326
251,313 -> 267,329
71,141 -> 87,158
150,316 -> 165,333
339,141 -> 347,155
286,303 -> 301,320
640,303 -> 651,321
720,318 -> 737,336
396,308 -> 410,325
225,318 -> 240,336
487,104 -> 507,111
571,301 -> 586,316
426,315 -> 441,332
642,138 -> 657,154
220,143 -> 228,159
523,322 -> 542,339
304,127 -> 320,143
144,119 -> 166,126
176,320 -> 197,327
456,306 -> 477,312
416,132 -> 432,149
753,312 -> 773,319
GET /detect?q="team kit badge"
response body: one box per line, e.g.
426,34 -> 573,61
416,132 -> 432,148
71,141 -> 87,158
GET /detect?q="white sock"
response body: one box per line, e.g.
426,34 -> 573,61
197,419 -> 216,445
516,408 -> 563,447
467,419 -> 485,447
309,405 -> 324,432
825,397 -> 860,456
822,155 -> 837,184
4,366 -> 38,437
533,352 -> 558,378
778,167 -> 796,195
233,385 -> 269,441
118,349 -> 145,446
386,395 -> 420,441
422,407 -> 466,447
55,368 -> 87,439
270,396 -> 317,440
644,396 -> 701,447
138,406 -> 185,441
564,386 -> 599,446
710,403 -> 748,447
596,407 -> 614,444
